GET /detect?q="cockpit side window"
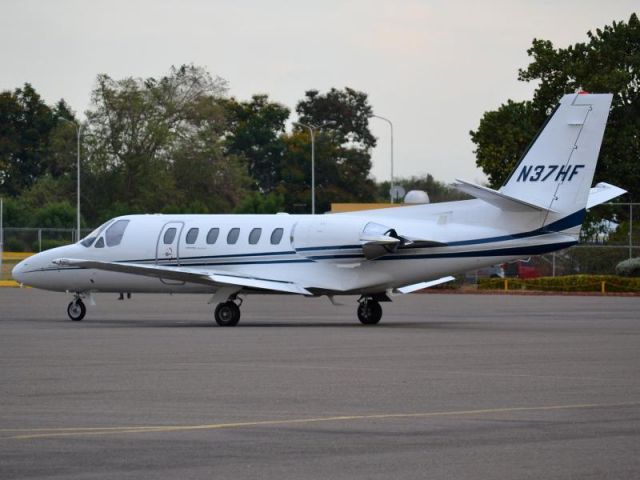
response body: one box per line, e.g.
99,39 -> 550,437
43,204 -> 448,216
105,220 -> 130,247
95,237 -> 105,248
80,221 -> 112,247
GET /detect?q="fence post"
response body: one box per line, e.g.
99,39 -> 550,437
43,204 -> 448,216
601,281 -> 606,294
38,229 -> 42,252
0,197 -> 3,281
504,279 -> 509,291
552,252 -> 556,277
630,203 -> 634,260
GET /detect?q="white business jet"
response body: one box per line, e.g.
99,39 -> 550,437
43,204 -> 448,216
12,93 -> 626,325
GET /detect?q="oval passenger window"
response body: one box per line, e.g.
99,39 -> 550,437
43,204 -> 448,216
186,228 -> 199,244
163,227 -> 177,244
270,228 -> 284,245
227,228 -> 240,244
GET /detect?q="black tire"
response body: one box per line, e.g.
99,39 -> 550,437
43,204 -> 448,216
357,301 -> 382,325
214,301 -> 241,327
67,299 -> 86,321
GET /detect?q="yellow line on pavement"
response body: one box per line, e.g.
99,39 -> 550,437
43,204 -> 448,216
3,401 -> 638,441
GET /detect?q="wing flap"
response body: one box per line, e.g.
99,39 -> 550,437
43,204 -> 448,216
53,258 -> 312,295
394,276 -> 456,294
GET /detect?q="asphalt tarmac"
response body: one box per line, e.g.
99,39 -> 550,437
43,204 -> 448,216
1,288 -> 639,479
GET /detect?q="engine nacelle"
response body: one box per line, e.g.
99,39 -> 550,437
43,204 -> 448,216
292,217 -> 400,263
292,216 -> 368,263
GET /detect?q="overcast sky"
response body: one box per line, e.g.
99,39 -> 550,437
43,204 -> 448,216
1,0 -> 636,185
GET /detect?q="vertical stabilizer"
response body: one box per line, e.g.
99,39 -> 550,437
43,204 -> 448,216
500,93 -> 612,226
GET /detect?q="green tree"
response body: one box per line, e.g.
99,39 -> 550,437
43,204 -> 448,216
470,100 -> 543,188
296,87 -> 376,149
279,87 -> 378,213
84,65 -> 249,222
471,13 -> 640,194
0,84 -> 74,196
223,95 -> 290,193
234,191 -> 285,214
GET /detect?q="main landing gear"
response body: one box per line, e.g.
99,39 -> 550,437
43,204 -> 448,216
67,295 -> 87,321
357,297 -> 383,325
214,296 -> 242,326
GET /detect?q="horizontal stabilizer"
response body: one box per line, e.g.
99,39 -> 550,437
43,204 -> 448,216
394,276 -> 455,294
53,258 -> 311,295
587,182 -> 627,209
452,179 -> 556,213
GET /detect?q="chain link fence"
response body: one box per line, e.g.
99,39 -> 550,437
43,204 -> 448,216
1,203 -> 638,281
0,228 -> 93,281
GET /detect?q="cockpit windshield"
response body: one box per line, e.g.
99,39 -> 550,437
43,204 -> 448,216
80,220 -> 112,247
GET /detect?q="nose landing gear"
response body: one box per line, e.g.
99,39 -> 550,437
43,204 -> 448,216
67,296 -> 86,321
357,297 -> 382,325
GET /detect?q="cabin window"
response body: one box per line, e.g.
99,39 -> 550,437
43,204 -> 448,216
186,227 -> 199,245
249,228 -> 262,245
227,228 -> 240,244
95,237 -> 105,248
163,227 -> 177,244
270,228 -> 284,245
105,219 -> 130,247
206,228 -> 219,244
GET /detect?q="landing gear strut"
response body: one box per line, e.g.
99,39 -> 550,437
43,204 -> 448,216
67,295 -> 86,321
357,297 -> 382,325
214,296 -> 242,326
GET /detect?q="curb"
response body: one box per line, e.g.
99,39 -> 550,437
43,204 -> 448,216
422,289 -> 640,297
0,280 -> 20,288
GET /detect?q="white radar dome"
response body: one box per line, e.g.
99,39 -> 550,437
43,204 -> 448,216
404,190 -> 430,204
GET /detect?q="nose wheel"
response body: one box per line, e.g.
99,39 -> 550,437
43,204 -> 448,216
67,299 -> 86,321
357,298 -> 382,325
214,300 -> 241,326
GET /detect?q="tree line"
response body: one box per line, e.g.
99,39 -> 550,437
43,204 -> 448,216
0,66 -> 463,229
1,13 -> 637,233
471,13 -> 639,199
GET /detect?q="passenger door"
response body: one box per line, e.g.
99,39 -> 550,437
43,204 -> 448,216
156,222 -> 184,285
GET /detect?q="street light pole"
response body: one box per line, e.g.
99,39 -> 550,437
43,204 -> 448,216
59,118 -> 82,240
293,121 -> 317,215
371,114 -> 394,203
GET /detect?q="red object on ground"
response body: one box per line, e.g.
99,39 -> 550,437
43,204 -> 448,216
518,264 -> 540,279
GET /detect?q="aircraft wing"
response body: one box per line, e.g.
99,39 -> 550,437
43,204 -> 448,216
52,258 -> 312,295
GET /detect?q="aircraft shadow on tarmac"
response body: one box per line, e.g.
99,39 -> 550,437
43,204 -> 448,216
45,317 -> 487,330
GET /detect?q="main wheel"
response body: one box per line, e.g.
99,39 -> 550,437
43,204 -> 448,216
357,301 -> 382,325
67,299 -> 86,321
214,301 -> 241,327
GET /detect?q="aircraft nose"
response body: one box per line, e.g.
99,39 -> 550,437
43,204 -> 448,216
12,259 -> 28,283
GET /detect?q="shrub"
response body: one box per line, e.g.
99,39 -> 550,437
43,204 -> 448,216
479,275 -> 640,293
615,258 -> 640,277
